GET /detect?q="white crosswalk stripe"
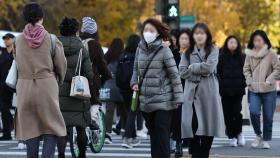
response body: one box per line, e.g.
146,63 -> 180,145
0,123 -> 279,157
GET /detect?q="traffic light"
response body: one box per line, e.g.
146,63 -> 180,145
164,0 -> 180,31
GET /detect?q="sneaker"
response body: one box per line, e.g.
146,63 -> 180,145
17,142 -> 26,150
105,133 -> 112,144
229,138 -> 238,147
238,133 -> 246,146
121,138 -> 133,149
120,129 -> 125,137
261,141 -> 271,149
251,136 -> 262,148
137,130 -> 147,138
131,138 -> 141,147
175,141 -> 183,157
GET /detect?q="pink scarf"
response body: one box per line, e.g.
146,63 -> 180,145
23,24 -> 48,48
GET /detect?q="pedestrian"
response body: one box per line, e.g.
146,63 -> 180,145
56,17 -> 94,158
80,16 -> 112,106
170,29 -> 192,157
130,18 -> 183,158
15,3 -> 67,158
0,33 -> 15,141
179,23 -> 225,158
243,30 -> 280,149
217,35 -> 247,147
115,34 -> 142,148
103,38 -> 124,144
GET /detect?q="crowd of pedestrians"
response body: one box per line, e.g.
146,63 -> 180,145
0,2 -> 279,158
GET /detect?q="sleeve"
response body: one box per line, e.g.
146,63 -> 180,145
163,47 -> 183,104
53,37 -> 67,85
217,53 -> 223,82
190,47 -> 219,76
243,55 -> 253,86
88,40 -> 112,82
130,47 -> 139,87
179,53 -> 193,80
81,47 -> 94,85
266,53 -> 280,84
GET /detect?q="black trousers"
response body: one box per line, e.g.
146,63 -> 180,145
0,87 -> 13,137
170,106 -> 182,141
26,135 -> 57,158
221,95 -> 243,138
124,101 -> 137,138
143,110 -> 172,158
190,105 -> 214,158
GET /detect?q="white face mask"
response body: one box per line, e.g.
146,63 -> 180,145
143,31 -> 158,44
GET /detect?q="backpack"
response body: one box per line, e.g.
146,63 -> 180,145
116,52 -> 135,90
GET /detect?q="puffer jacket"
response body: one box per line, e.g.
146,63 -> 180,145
130,39 -> 183,113
58,36 -> 94,127
243,45 -> 280,93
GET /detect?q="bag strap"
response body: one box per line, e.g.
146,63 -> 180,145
75,49 -> 83,76
50,34 -> 56,58
138,46 -> 163,89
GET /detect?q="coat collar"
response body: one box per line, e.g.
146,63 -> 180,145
138,38 -> 162,54
245,45 -> 270,59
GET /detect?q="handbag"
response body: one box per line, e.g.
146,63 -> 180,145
131,46 -> 163,112
99,88 -> 111,101
70,48 -> 91,99
5,60 -> 17,89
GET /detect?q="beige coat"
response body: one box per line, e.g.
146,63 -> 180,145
15,34 -> 67,140
244,45 -> 280,93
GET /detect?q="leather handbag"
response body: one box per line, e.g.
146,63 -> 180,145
70,48 -> 91,99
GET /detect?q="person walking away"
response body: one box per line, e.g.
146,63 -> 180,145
80,17 -> 112,107
131,18 -> 183,158
179,23 -> 225,158
0,33 -> 15,140
217,35 -> 247,147
116,34 -> 142,148
170,29 -> 192,157
103,38 -> 124,144
56,17 -> 94,158
243,30 -> 280,149
15,3 -> 67,158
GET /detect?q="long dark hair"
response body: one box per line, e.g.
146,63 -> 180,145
177,29 -> 192,50
185,23 -> 213,60
221,35 -> 242,55
141,18 -> 170,41
125,34 -> 140,53
247,30 -> 272,49
105,38 -> 124,64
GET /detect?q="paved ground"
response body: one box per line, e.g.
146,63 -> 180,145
0,123 -> 279,158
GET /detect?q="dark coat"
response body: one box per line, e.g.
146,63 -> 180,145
0,47 -> 14,106
58,36 -> 94,127
131,39 -> 183,112
217,51 -> 246,96
80,33 -> 112,104
102,61 -> 123,102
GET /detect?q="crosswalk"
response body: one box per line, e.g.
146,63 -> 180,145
0,123 -> 279,158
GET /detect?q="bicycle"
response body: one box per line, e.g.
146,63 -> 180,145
69,106 -> 106,157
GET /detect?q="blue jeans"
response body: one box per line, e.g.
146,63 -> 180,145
249,91 -> 277,141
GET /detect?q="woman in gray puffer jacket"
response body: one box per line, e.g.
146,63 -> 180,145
130,18 -> 183,158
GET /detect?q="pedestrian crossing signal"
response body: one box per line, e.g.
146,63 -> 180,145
168,5 -> 179,17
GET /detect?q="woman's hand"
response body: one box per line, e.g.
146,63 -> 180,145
162,40 -> 171,47
132,84 -> 139,91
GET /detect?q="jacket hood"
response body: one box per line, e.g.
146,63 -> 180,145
245,45 -> 270,58
138,38 -> 162,53
58,36 -> 84,56
23,24 -> 48,49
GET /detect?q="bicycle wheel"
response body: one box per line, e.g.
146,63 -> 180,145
88,108 -> 106,153
69,127 -> 79,158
